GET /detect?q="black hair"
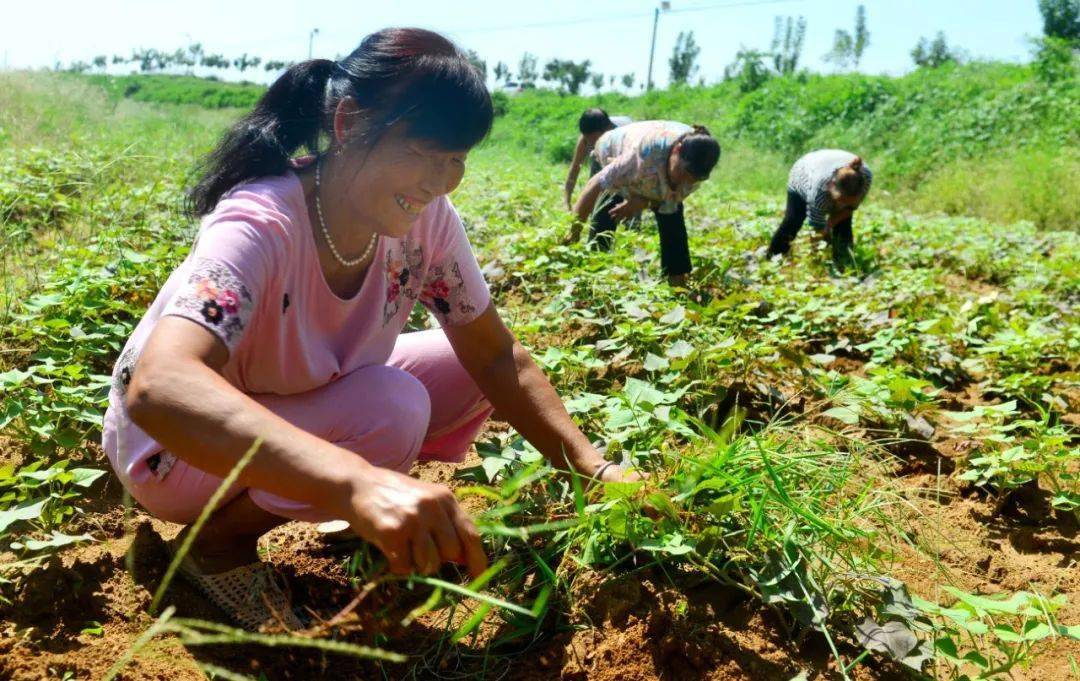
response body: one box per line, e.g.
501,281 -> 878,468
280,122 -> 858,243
187,28 -> 494,217
578,107 -> 615,135
677,125 -> 721,180
833,156 -> 868,197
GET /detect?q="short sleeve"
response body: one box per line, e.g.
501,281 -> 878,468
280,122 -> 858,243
160,218 -> 279,355
594,151 -> 639,193
419,198 -> 491,327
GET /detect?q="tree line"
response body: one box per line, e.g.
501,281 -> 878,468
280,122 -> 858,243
59,1 -> 1078,92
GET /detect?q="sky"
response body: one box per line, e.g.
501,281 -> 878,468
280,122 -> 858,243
0,1 -> 1046,88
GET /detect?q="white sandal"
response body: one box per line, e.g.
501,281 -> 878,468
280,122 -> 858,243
315,519 -> 359,544
168,538 -> 303,632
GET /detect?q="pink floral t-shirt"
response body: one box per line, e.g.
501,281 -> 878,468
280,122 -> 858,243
103,162 -> 490,484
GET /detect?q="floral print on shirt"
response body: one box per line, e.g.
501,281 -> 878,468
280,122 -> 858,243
382,241 -> 426,324
382,238 -> 478,326
420,261 -> 476,323
163,258 -> 254,351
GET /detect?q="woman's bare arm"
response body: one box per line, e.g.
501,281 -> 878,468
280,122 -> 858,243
563,136 -> 588,210
444,303 -> 623,479
126,316 -> 487,576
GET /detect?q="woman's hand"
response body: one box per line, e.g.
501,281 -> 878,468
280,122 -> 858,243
341,466 -> 488,578
608,195 -> 648,222
564,180 -> 576,211
598,462 -> 644,483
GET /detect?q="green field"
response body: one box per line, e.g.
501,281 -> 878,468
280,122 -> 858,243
0,70 -> 1077,680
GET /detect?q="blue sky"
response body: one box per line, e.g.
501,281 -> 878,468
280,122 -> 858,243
2,1 -> 1044,87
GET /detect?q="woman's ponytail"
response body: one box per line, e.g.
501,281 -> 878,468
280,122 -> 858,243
186,59 -> 335,217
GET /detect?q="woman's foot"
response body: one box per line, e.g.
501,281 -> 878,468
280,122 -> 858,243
177,525 -> 260,574
168,536 -> 303,631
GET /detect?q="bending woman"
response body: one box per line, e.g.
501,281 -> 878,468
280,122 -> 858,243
103,29 -> 632,632
563,108 -> 631,210
568,121 -> 720,286
767,149 -> 873,268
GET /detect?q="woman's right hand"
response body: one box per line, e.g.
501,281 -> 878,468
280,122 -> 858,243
340,465 -> 488,578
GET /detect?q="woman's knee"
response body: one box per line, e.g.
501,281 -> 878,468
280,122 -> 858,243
337,365 -> 432,470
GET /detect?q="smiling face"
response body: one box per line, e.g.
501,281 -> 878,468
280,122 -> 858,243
333,123 -> 468,238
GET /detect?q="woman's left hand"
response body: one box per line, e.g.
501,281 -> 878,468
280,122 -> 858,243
608,195 -> 648,221
598,463 -> 644,483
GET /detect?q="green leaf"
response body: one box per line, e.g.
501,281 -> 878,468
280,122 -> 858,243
823,405 -> 860,425
992,624 -> 1022,643
659,305 -> 686,325
0,368 -> 33,388
855,617 -> 919,659
10,531 -> 93,552
1056,624 -> 1080,639
0,497 -> 49,533
622,378 -> 669,406
666,340 -> 694,359
1022,621 -> 1052,641
70,468 -> 106,488
943,586 -> 1030,616
643,353 -> 669,372
934,636 -> 961,661
602,481 -> 644,500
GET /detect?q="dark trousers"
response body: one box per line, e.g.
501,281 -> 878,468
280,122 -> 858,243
768,189 -> 854,267
588,191 -> 692,276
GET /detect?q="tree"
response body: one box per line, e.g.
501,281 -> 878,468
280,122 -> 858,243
770,15 -> 806,75
590,73 -> 605,92
911,32 -> 961,68
201,53 -> 229,70
264,60 -> 291,72
621,73 -> 636,89
724,47 -> 771,92
824,5 -> 868,69
853,5 -> 870,66
186,43 -> 204,74
465,49 -> 486,79
92,55 -> 108,71
669,31 -> 701,85
517,52 -> 538,86
493,61 -> 510,84
111,55 -> 126,65
1038,0 -> 1080,43
233,54 -> 260,72
542,59 -> 591,95
824,30 -> 854,69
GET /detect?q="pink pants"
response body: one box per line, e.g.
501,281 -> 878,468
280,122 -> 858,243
121,329 -> 492,525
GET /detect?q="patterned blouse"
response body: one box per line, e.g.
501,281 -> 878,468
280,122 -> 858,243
788,149 -> 873,229
592,121 -> 699,214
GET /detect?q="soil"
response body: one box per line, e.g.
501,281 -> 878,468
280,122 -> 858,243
3,429 -> 1077,680
1,272 -> 1076,680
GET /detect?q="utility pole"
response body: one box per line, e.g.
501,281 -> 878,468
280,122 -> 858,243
646,1 -> 670,91
308,28 -> 320,60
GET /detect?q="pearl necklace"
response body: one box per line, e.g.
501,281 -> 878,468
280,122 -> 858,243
315,159 -> 377,268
